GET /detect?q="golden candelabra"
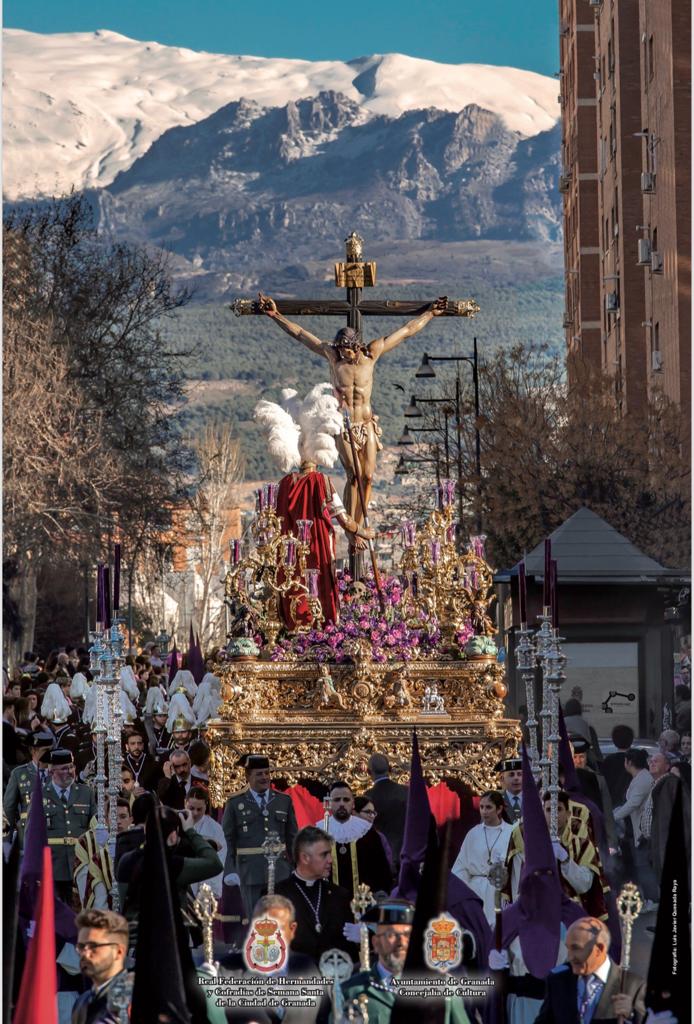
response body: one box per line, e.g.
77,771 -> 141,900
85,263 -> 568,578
225,484 -> 324,649
400,483 -> 495,645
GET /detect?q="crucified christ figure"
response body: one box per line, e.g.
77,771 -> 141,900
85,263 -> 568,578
259,293 -> 446,525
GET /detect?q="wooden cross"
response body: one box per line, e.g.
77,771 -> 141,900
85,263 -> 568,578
230,232 -> 479,335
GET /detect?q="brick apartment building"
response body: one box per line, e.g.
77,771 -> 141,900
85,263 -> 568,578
559,0 -> 690,426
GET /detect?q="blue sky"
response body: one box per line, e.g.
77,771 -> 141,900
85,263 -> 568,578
5,0 -> 559,75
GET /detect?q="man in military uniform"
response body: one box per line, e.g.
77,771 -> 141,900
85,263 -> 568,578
337,899 -> 415,1024
43,749 -> 97,903
222,753 -> 298,920
496,757 -> 523,823
3,730 -> 54,846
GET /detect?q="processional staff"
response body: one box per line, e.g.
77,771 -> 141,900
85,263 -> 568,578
319,949 -> 353,1024
193,883 -> 219,972
350,884 -> 377,971
616,883 -> 642,1024
262,831 -> 285,896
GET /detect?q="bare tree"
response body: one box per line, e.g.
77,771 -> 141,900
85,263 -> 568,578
3,196 -> 193,657
183,423 -> 244,647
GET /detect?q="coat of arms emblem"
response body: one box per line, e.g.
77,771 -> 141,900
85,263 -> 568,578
243,916 -> 287,973
424,913 -> 463,972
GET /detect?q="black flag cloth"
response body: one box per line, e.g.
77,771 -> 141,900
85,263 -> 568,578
130,808 -> 207,1024
646,780 -> 690,1020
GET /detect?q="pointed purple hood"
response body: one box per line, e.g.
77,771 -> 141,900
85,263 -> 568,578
392,730 -> 431,901
500,744 -> 561,977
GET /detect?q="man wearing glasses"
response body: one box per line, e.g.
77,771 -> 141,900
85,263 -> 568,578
72,909 -> 132,1023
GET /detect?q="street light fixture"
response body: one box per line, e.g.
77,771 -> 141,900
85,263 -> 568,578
415,353 -> 437,378
403,395 -> 424,418
409,338 -> 482,534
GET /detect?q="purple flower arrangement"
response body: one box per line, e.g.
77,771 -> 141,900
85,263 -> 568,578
269,571 -> 451,664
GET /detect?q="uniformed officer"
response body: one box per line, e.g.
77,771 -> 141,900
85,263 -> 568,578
495,756 -> 523,823
42,748 -> 97,903
222,753 -> 298,920
337,899 -> 415,1024
3,730 -> 54,846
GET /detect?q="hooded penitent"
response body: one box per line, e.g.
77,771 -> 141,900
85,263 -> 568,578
168,669 -> 197,699
69,672 -> 90,700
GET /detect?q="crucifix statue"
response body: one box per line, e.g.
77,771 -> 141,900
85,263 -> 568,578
231,233 -> 479,534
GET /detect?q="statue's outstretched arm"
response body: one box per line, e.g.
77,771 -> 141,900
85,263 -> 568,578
372,297 -> 446,356
258,293 -> 326,358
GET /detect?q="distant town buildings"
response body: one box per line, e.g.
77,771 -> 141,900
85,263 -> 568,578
559,0 -> 690,427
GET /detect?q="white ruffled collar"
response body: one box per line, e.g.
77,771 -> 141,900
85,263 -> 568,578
314,814 -> 372,842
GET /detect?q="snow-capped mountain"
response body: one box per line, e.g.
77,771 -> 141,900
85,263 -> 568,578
3,28 -> 559,200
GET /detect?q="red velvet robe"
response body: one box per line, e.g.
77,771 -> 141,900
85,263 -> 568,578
276,470 -> 339,629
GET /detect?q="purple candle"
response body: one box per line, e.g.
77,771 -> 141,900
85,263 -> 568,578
306,569 -> 319,597
441,479 -> 455,507
113,543 -> 121,612
543,539 -> 552,608
285,540 -> 296,566
411,572 -> 418,597
96,563 -> 104,626
431,540 -> 441,565
231,539 -> 241,565
446,524 -> 456,545
296,519 -> 313,544
266,483 -> 278,509
256,488 -> 265,512
518,560 -> 527,625
550,559 -> 559,629
103,566 -> 112,629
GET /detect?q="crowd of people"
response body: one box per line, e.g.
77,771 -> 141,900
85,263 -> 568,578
3,644 -> 689,1024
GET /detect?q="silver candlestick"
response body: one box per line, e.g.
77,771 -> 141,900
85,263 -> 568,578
515,624 -> 540,780
543,632 -> 567,842
535,608 -> 555,793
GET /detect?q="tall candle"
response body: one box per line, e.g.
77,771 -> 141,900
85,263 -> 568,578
103,566 -> 112,630
285,540 -> 296,566
113,544 -> 121,612
266,483 -> 278,509
306,569 -> 319,597
550,559 -> 559,629
411,572 -> 418,597
256,488 -> 265,512
96,563 -> 104,626
518,560 -> 527,625
231,539 -> 241,565
431,540 -> 441,565
543,539 -> 552,608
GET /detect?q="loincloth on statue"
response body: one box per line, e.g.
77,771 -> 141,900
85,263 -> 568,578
341,415 -> 383,453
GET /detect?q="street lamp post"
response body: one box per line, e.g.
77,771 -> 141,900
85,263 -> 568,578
414,338 -> 482,534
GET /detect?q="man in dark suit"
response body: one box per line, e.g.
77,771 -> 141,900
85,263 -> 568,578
156,749 -> 192,809
364,753 -> 408,866
535,916 -> 646,1024
219,893 -> 319,1024
274,826 -> 356,965
72,908 -> 132,1023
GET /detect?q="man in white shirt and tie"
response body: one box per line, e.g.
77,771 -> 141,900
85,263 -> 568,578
535,916 -> 646,1023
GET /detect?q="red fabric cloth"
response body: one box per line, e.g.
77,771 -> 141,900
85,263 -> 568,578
276,471 -> 338,628
13,846 -> 57,1024
286,784 -> 326,829
426,781 -> 461,827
